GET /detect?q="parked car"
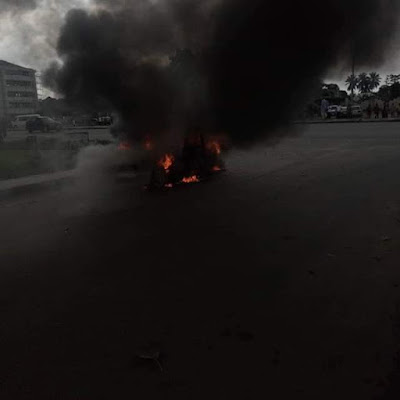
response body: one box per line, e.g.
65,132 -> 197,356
91,116 -> 113,126
11,114 -> 41,130
337,106 -> 349,118
26,116 -> 62,133
327,105 -> 340,118
350,105 -> 362,118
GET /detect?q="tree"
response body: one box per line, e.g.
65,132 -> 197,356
321,83 -> 340,99
391,82 -> 400,99
357,72 -> 371,93
345,74 -> 359,94
378,85 -> 391,101
369,72 -> 381,91
388,74 -> 400,85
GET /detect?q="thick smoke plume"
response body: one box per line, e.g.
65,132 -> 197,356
0,1 -> 96,79
45,0 -> 400,146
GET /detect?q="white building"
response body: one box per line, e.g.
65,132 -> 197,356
0,60 -> 38,122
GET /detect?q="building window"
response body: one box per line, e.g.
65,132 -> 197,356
7,91 -> 36,98
8,102 -> 34,109
5,80 -> 33,87
5,70 -> 31,77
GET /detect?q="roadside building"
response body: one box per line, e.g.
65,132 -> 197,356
0,60 -> 38,123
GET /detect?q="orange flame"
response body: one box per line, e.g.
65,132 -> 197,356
118,141 -> 131,151
207,140 -> 221,155
144,140 -> 153,151
158,154 -> 174,172
182,175 -> 200,184
212,166 -> 222,172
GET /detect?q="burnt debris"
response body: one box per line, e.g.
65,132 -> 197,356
148,133 -> 225,190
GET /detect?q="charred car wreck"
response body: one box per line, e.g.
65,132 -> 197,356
148,133 -> 225,190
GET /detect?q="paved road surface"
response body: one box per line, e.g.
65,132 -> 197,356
1,122 -> 400,399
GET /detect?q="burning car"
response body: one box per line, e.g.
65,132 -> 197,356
148,134 -> 226,190
114,132 -> 226,189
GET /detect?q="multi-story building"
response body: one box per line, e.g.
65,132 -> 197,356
0,60 -> 38,122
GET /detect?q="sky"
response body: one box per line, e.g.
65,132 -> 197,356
0,0 -> 400,96
0,0 -> 94,97
0,1 -> 95,69
327,33 -> 400,90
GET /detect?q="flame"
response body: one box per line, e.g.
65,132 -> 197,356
118,141 -> 131,151
158,154 -> 174,172
144,136 -> 153,151
182,175 -> 200,184
207,140 -> 221,155
212,166 -> 222,172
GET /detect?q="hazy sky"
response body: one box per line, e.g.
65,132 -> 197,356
327,28 -> 400,89
0,0 -> 399,94
0,0 -> 93,72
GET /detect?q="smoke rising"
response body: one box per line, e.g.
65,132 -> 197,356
0,1 -> 95,76
205,0 -> 400,142
0,0 -> 37,13
45,0 -> 400,146
44,0 -> 213,147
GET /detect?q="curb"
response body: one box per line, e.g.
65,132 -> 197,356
294,118 -> 400,125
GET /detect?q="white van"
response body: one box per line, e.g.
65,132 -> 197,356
11,114 -> 41,130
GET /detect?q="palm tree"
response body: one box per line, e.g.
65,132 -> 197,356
369,72 -> 381,91
386,74 -> 400,85
345,74 -> 359,96
357,72 -> 371,93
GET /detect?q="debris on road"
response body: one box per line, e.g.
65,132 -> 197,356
137,351 -> 164,372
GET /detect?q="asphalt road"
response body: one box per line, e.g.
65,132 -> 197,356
1,122 -> 400,399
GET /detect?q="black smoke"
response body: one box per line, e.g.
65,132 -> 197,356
44,1 -> 212,146
44,0 -> 400,146
206,0 -> 400,142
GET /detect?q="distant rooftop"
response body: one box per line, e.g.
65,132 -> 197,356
0,60 -> 35,72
